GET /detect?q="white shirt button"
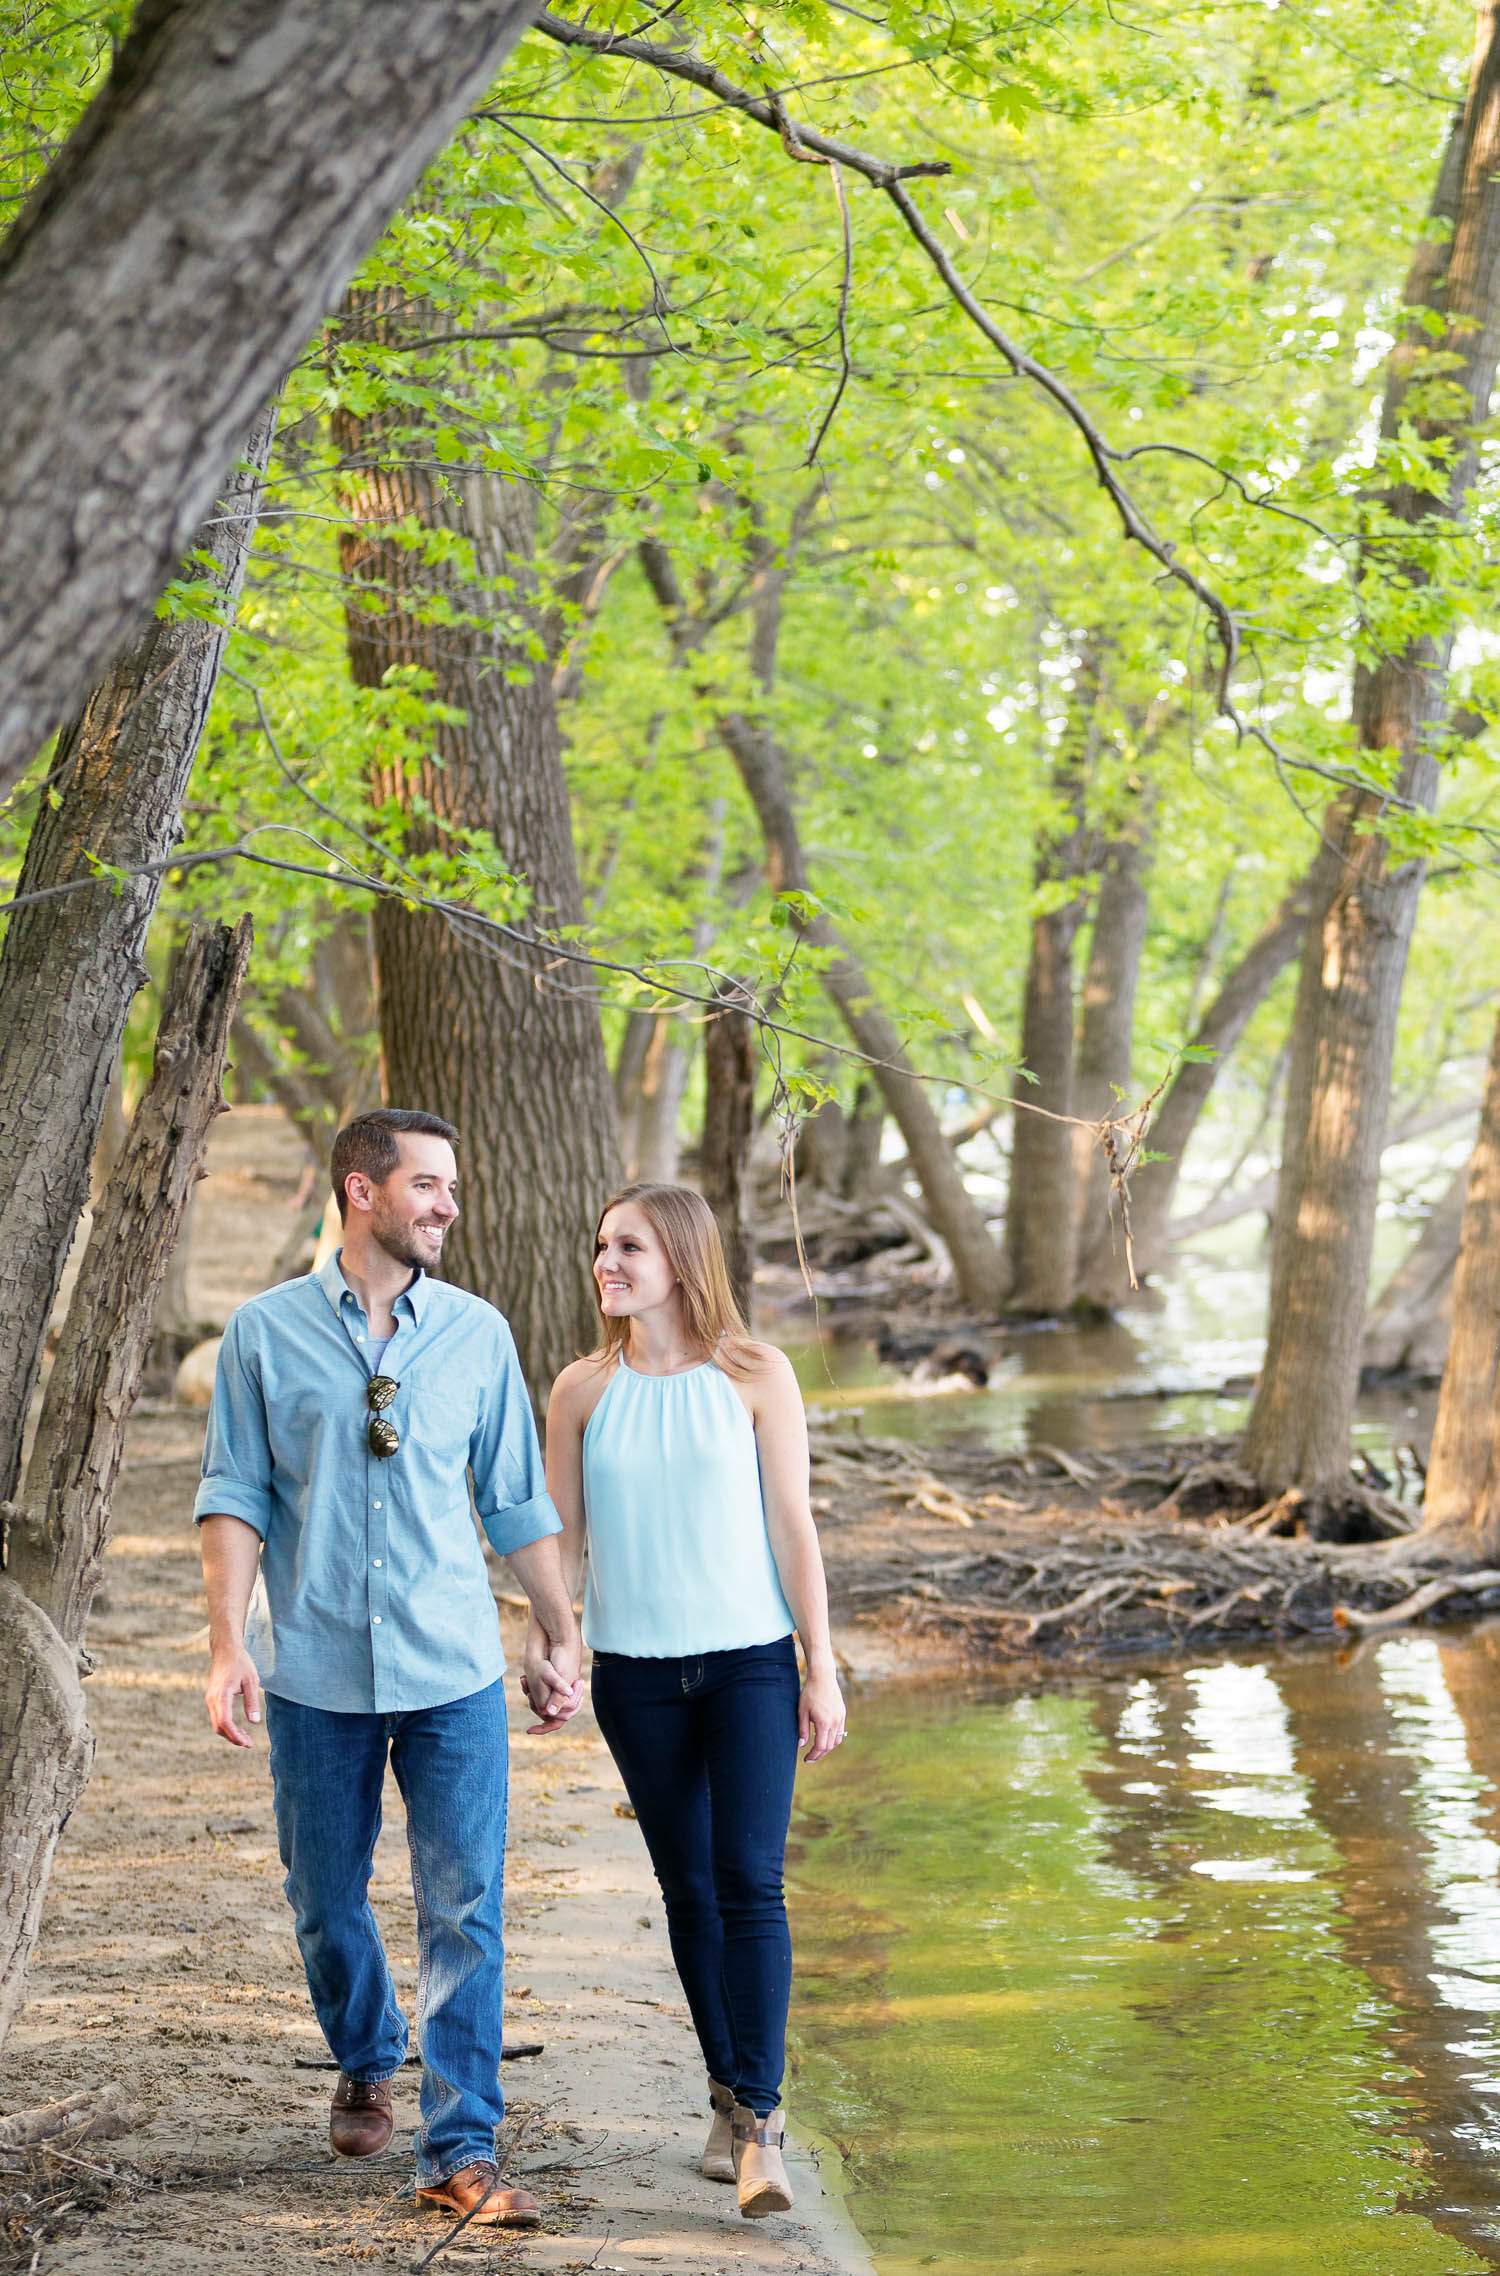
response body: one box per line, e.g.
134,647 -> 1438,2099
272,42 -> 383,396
372,1615 -> 382,1625
373,1559 -> 383,1568
373,1499 -> 382,1510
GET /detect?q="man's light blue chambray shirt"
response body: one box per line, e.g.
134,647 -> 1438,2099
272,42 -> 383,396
193,1251 -> 562,1714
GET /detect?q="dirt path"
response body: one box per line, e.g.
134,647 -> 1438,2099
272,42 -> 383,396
2,1403 -> 870,2276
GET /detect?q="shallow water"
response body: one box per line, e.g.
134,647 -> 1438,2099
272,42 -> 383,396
788,1628 -> 1500,2275
783,1236 -> 1435,1471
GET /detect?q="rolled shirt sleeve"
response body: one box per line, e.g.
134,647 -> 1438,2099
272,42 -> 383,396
471,1323 -> 563,1557
194,1314 -> 274,1537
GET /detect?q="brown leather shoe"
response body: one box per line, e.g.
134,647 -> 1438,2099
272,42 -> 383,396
415,2160 -> 542,2229
329,2072 -> 394,2159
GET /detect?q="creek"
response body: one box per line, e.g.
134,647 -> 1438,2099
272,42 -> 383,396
784,1231 -> 1437,1473
787,1627 -> 1500,2275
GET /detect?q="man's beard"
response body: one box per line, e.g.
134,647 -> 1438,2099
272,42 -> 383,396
370,1205 -> 443,1274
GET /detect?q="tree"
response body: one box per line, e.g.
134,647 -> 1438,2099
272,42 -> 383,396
334,290 -> 620,1390
0,408 -> 275,1503
1416,1008 -> 1500,1554
0,918 -> 251,2051
0,0 -> 545,796
1244,11 -> 1500,1506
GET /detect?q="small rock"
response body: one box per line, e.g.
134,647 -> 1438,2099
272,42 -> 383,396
175,1337 -> 222,1406
206,1816 -> 258,1836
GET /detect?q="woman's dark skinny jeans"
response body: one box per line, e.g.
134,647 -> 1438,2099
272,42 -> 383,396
590,1635 -> 800,2117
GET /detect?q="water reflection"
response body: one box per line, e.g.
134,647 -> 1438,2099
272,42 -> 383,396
783,1245 -> 1437,1467
788,1628 -> 1500,2273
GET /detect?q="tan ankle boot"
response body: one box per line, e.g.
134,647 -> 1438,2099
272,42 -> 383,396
731,2101 -> 794,2218
701,2078 -> 736,2181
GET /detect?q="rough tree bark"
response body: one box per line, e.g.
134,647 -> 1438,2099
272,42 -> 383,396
1003,645 -> 1101,1314
1417,1009 -> 1500,1552
335,292 -> 619,1392
0,918 -> 252,2051
0,407 -> 274,1504
1124,870 -> 1315,1277
1245,24 -> 1500,1501
1072,792 -> 1155,1306
700,982 -> 757,1320
0,0 -> 546,795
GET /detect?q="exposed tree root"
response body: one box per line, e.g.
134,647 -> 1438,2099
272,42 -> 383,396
812,1428 -> 1483,1663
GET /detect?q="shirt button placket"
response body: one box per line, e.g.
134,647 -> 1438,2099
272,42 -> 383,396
370,1465 -> 391,1704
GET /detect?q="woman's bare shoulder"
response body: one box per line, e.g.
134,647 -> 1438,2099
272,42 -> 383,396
549,1352 -> 616,1424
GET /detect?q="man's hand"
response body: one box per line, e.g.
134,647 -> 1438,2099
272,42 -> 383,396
521,1618 -> 585,1737
205,1646 -> 262,1747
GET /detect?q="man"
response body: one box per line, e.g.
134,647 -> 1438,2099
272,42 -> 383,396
196,1107 -> 580,2231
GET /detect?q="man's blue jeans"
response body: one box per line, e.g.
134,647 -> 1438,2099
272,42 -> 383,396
590,1636 -> 800,2115
265,1679 -> 507,2185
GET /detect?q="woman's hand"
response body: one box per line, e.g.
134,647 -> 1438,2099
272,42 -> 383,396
798,1664 -> 846,1764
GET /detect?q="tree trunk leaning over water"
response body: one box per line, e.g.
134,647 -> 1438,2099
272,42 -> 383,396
336,297 -> 620,1392
0,0 -> 545,796
717,709 -> 1009,1314
0,406 -> 274,1507
1245,26 -> 1500,1504
1418,1008 -> 1500,1554
0,919 -> 252,2053
639,530 -> 1008,1315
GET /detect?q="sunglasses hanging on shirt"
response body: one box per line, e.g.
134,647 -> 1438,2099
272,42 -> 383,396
366,1373 -> 400,1458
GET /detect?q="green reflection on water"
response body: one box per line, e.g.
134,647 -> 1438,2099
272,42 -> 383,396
787,1676 -> 1486,2276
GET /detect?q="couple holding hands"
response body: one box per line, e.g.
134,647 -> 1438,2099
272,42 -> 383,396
197,1106 -> 845,2232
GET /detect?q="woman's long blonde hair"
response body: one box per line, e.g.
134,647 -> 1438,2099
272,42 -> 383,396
590,1183 -> 759,1376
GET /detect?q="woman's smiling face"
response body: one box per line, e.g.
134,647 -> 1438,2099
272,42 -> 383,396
594,1202 -> 678,1318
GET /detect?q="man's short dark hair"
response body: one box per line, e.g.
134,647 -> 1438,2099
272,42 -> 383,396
330,1109 -> 459,1222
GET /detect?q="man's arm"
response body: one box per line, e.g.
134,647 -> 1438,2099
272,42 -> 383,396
470,1322 -> 582,1729
508,1531 -> 582,1724
201,1514 -> 264,1747
194,1312 -> 274,1747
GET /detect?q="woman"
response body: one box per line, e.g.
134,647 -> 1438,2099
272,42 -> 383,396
525,1182 -> 846,2219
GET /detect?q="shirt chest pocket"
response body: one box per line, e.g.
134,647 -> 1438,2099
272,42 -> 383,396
404,1381 -> 477,1461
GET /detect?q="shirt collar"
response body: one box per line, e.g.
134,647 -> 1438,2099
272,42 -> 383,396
315,1248 -> 431,1324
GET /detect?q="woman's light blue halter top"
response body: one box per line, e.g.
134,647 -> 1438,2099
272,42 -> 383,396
581,1358 -> 795,1657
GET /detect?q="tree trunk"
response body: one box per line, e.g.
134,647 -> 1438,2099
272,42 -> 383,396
613,1011 -> 655,1178
841,1080 -> 888,1203
335,293 -> 620,1392
0,407 -> 273,1504
1072,795 -> 1155,1305
1125,871 -> 1314,1276
1362,1164 -> 1467,1379
0,0 -> 545,795
1247,40 -> 1500,1511
1004,648 -> 1101,1315
1418,1009 -> 1500,1550
701,983 -> 757,1320
1245,19 -> 1500,1500
717,710 -> 1009,1314
634,1018 -> 690,1184
0,918 -> 251,2050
